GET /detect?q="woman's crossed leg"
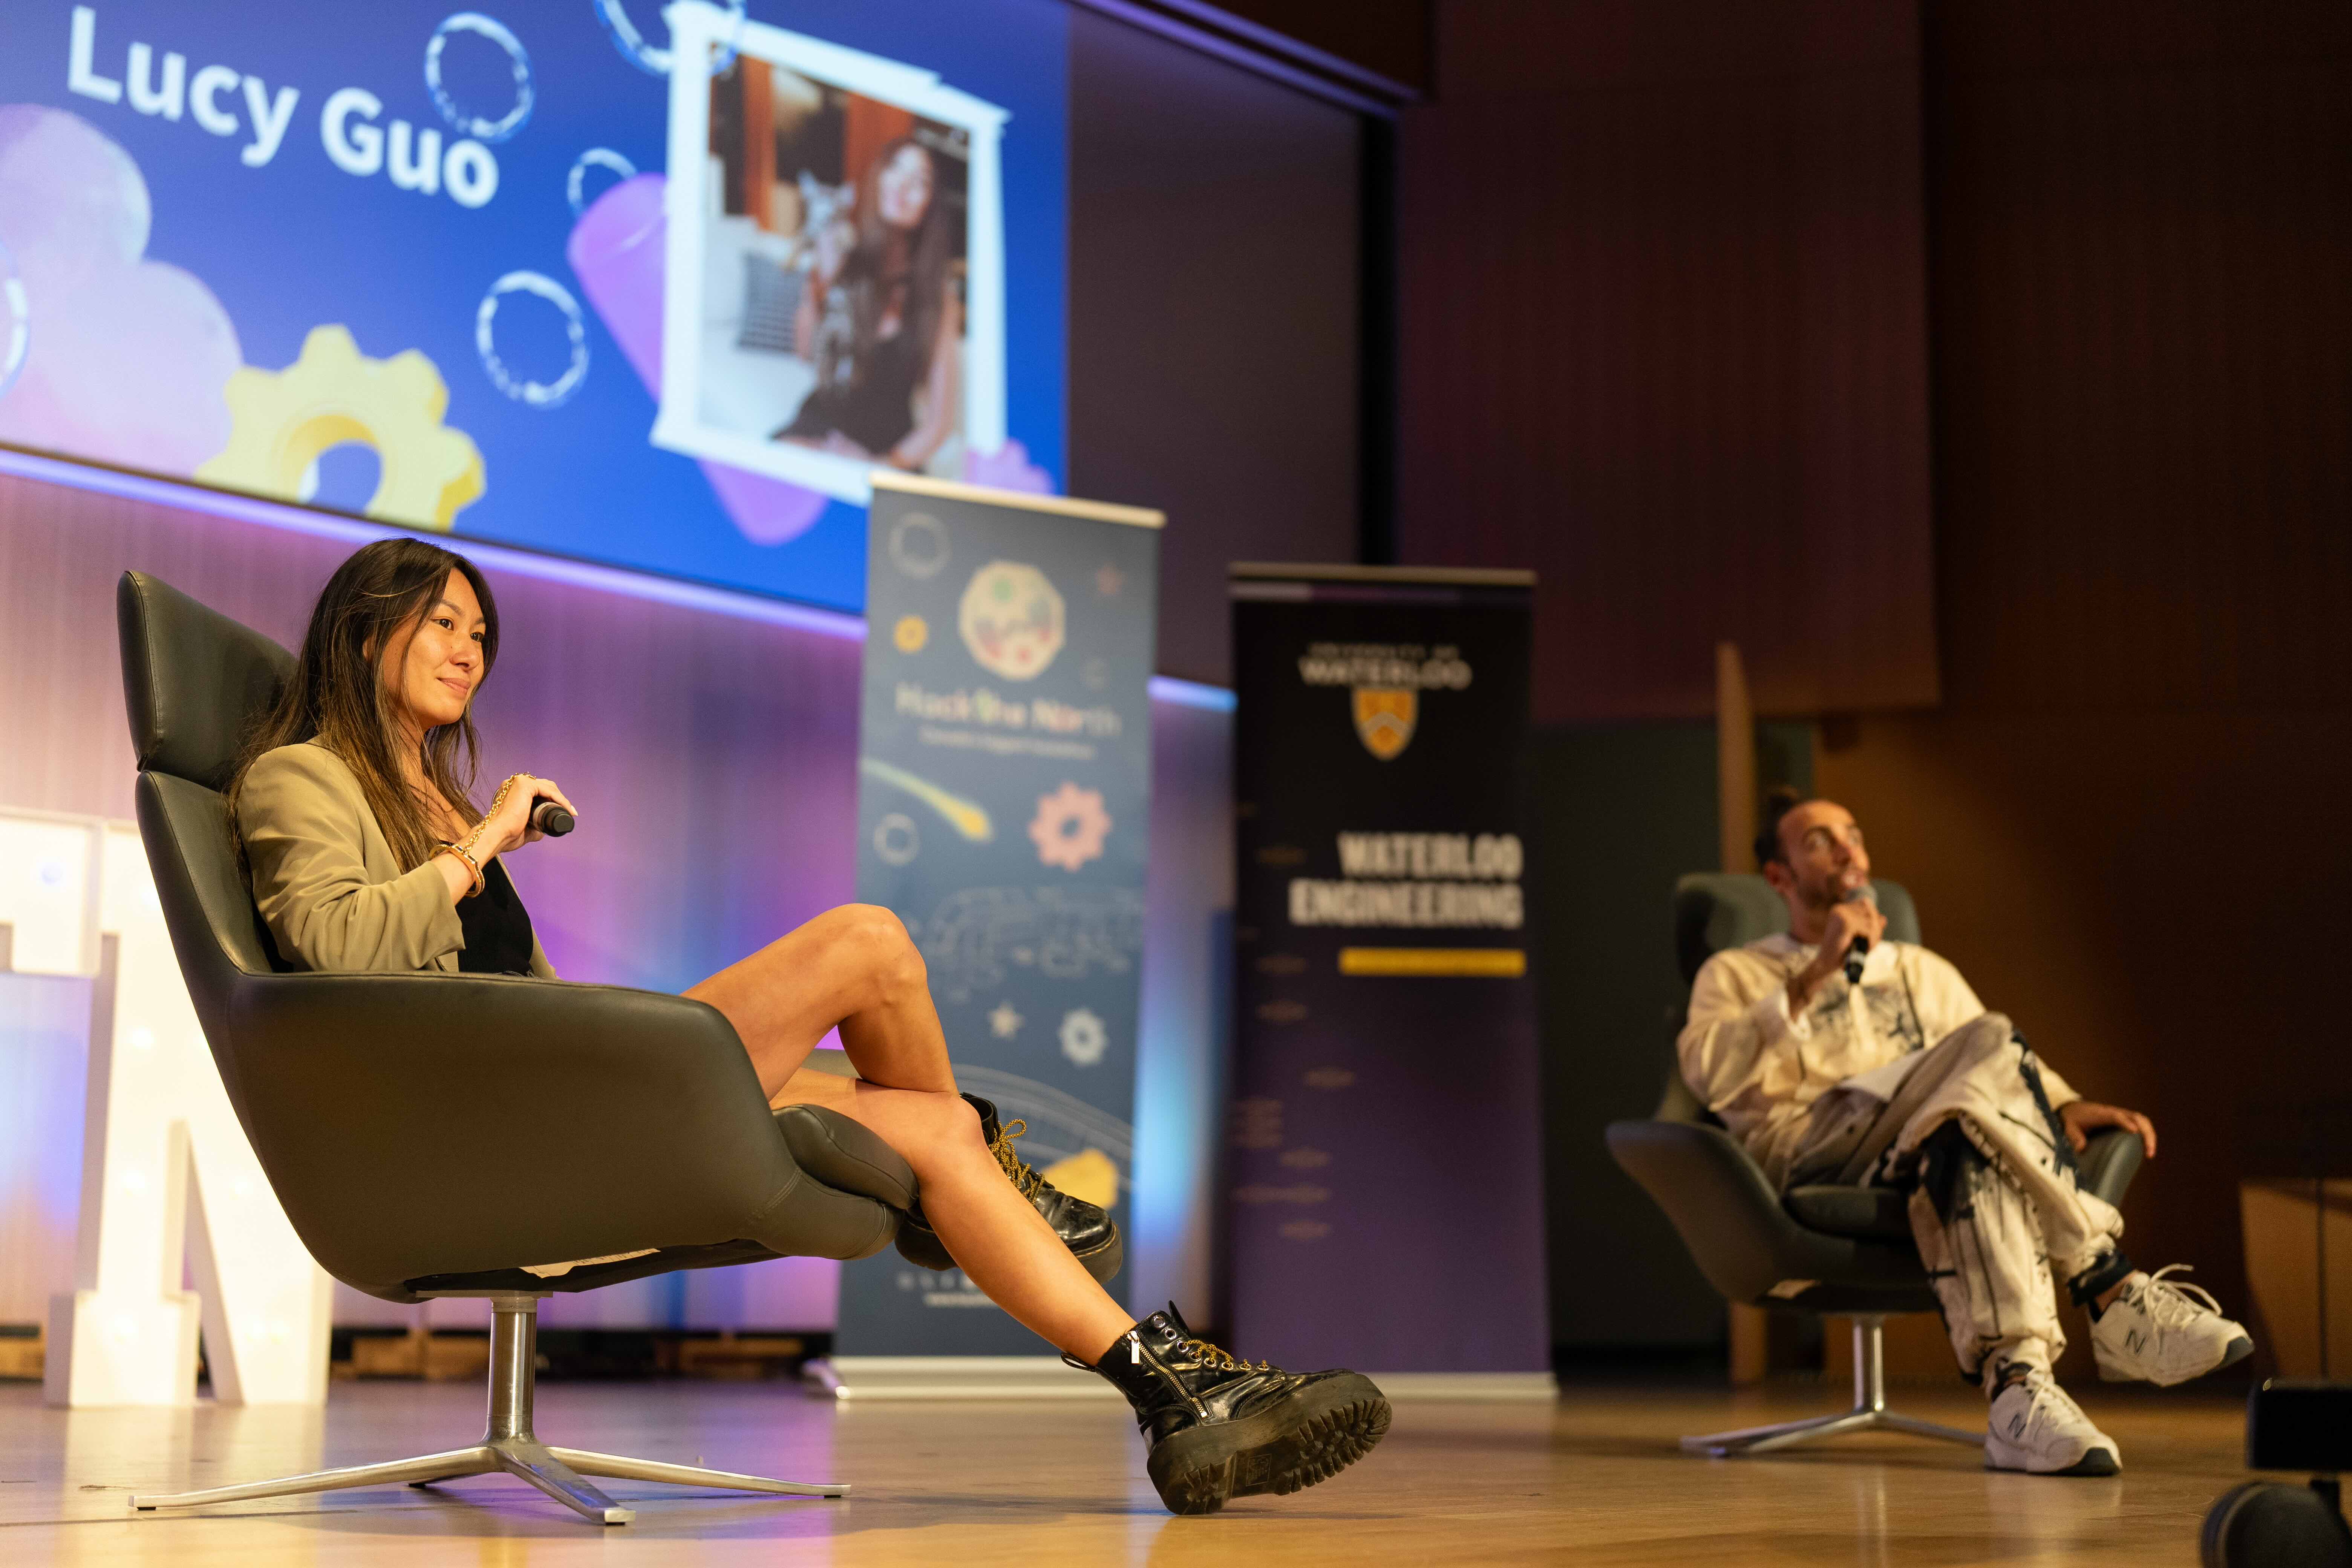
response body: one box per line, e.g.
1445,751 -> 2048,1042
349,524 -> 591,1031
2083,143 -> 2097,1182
685,902 -> 1391,1515
684,903 -> 1132,1363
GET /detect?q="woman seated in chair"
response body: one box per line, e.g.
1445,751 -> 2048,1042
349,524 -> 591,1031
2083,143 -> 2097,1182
226,538 -> 1387,1516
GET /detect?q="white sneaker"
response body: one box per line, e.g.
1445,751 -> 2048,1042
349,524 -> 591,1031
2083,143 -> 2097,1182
2090,1265 -> 2254,1386
1985,1367 -> 2121,1476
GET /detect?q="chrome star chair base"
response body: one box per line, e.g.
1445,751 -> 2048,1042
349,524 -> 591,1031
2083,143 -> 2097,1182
1679,1314 -> 1983,1458
131,1295 -> 846,1526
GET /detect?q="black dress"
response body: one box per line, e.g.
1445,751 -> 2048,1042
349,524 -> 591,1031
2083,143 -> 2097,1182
778,329 -> 924,456
456,859 -> 538,975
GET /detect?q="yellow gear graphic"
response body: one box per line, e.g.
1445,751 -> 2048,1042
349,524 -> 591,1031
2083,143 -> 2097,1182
196,325 -> 485,531
1039,1147 -> 1119,1208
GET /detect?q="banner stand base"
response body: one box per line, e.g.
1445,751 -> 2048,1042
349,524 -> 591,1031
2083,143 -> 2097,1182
805,1356 -> 1125,1401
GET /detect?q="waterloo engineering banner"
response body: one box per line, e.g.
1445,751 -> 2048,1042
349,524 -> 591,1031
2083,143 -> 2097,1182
1228,565 -> 1548,1374
839,472 -> 1160,1355
0,0 -> 1069,610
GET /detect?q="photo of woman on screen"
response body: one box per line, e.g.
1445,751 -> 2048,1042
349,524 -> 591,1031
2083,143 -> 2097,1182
695,58 -> 969,479
779,133 -> 963,470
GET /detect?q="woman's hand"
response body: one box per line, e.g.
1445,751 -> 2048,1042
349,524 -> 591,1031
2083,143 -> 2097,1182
473,773 -> 579,858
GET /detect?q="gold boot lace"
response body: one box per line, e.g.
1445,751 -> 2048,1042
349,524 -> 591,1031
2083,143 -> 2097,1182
990,1119 -> 1049,1199
1182,1338 -> 1271,1374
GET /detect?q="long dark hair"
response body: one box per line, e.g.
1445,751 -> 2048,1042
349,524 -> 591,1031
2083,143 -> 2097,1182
839,136 -> 957,379
228,539 -> 499,871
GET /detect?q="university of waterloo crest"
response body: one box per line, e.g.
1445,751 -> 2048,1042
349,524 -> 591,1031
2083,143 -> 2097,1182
1352,687 -> 1417,760
1297,640 -> 1470,762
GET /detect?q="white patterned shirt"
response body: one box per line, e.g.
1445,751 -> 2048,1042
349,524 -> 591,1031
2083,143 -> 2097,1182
1678,935 -> 2077,1185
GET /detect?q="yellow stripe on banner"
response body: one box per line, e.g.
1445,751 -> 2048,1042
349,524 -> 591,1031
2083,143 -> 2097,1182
1338,948 -> 1527,978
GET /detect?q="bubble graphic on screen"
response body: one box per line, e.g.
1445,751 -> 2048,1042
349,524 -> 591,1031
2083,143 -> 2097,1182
0,239 -> 26,401
475,271 -> 588,409
566,148 -> 636,216
594,0 -> 745,77
874,812 -> 920,867
426,13 -> 534,142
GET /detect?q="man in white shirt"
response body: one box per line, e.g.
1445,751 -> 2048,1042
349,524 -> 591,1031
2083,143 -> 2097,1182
1679,796 -> 2252,1476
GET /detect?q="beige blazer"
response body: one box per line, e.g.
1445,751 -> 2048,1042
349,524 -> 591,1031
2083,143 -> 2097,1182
237,740 -> 557,978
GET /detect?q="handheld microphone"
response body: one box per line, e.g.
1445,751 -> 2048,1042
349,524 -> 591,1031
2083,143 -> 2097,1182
1841,883 -> 1876,984
531,799 -> 574,838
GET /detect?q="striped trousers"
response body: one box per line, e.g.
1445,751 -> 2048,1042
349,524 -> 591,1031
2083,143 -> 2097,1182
1785,1014 -> 2128,1382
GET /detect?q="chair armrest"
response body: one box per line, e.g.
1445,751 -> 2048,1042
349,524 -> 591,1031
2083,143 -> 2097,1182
1782,1185 -> 1912,1240
1606,1119 -> 1927,1306
776,1104 -> 918,1211
1780,1127 -> 2144,1243
228,971 -> 801,1294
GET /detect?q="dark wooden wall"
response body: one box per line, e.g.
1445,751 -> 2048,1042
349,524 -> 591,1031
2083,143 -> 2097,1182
1391,0 -> 2352,1350
1923,0 -> 2352,720
1816,0 -> 2352,1341
1395,0 -> 1940,723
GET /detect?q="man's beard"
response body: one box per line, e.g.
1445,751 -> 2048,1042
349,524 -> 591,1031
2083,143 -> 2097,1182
1797,873 -> 1850,915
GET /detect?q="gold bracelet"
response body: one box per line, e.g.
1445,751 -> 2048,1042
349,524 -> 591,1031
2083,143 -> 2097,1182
439,841 -> 485,899
462,823 -> 495,885
441,842 -> 483,898
484,774 -> 528,820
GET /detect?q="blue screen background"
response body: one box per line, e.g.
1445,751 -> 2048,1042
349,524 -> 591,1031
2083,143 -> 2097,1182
0,0 -> 1069,612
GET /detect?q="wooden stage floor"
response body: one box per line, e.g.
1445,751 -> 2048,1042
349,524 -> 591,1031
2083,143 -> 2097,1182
0,1375 -> 2256,1564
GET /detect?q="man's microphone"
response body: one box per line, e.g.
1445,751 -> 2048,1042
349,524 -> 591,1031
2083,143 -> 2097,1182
1841,883 -> 1876,984
531,798 -> 574,838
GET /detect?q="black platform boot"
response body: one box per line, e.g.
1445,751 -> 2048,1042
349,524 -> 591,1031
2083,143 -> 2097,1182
894,1094 -> 1123,1284
1071,1305 -> 1390,1515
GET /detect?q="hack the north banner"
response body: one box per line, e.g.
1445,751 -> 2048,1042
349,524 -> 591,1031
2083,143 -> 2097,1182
839,473 -> 1160,1355
1228,567 -> 1548,1374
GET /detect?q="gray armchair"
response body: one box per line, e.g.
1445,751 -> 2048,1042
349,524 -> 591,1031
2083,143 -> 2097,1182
114,572 -> 919,1525
1605,873 -> 2142,1457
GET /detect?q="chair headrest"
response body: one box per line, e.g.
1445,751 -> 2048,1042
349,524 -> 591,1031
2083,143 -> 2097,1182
1672,873 -> 1920,985
117,572 -> 297,791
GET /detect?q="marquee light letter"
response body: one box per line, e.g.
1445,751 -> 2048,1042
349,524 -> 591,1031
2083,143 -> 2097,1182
0,810 -> 331,1407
